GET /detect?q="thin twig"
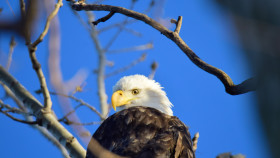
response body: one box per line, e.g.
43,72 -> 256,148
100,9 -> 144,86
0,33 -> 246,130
92,11 -> 115,25
6,36 -> 16,70
107,42 -> 153,54
50,92 -> 105,120
103,0 -> 137,51
0,100 -> 32,115
0,111 -> 38,124
96,0 -> 154,34
121,27 -> 142,37
0,101 -> 38,125
0,65 -> 86,157
49,0 -> 91,145
28,47 -> 53,110
60,118 -> 101,126
31,0 -> 63,47
1,79 -> 69,158
27,0 -> 63,110
192,132 -> 199,153
71,3 -> 256,95
97,19 -> 136,33
174,16 -> 182,34
94,12 -> 142,37
86,11 -> 109,119
104,28 -> 122,51
70,8 -> 91,31
6,0 -> 15,16
57,104 -> 83,122
105,53 -> 147,78
148,61 -> 158,79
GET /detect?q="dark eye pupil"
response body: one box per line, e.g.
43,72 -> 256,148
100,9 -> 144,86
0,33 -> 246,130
132,89 -> 138,95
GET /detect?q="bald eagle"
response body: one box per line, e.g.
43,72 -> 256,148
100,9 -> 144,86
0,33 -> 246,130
86,75 -> 195,158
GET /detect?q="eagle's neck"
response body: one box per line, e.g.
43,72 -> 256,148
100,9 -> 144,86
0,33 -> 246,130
117,99 -> 173,116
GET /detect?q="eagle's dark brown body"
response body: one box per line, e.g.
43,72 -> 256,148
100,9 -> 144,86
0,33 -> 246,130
86,106 -> 195,158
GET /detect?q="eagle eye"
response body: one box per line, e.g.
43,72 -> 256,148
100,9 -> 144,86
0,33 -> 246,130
131,89 -> 139,95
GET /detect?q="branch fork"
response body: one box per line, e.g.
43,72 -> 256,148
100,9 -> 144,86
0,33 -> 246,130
70,2 -> 256,95
171,16 -> 183,34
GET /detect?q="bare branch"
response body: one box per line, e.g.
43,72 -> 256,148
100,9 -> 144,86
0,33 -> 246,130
5,0 -> 15,16
121,27 -> 142,37
92,11 -> 115,25
70,3 -> 256,95
192,132 -> 199,153
6,36 -> 16,70
104,28 -> 122,51
50,92 -> 105,120
57,104 -> 83,121
1,85 -> 69,158
1,72 -> 70,158
0,110 -> 38,124
0,100 -> 31,115
31,0 -> 63,47
24,0 -> 39,43
97,19 -> 136,33
107,42 -> 153,54
28,47 -> 53,110
26,0 -> 63,111
0,100 -> 20,113
97,0 -> 154,34
60,118 -> 101,126
37,127 -> 70,158
68,121 -> 101,126
47,0 -> 91,144
174,16 -> 182,34
105,53 -> 147,78
102,0 -> 137,51
0,66 -> 86,158
0,101 -> 38,125
86,11 -> 109,119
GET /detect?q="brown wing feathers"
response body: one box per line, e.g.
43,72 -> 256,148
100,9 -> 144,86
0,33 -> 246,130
86,106 -> 194,158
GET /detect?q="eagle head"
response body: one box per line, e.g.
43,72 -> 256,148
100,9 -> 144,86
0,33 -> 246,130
111,74 -> 173,116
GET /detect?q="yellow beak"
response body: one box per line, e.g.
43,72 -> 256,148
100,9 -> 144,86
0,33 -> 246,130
111,90 -> 131,111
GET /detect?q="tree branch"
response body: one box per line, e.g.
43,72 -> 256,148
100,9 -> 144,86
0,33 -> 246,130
27,0 -> 63,111
50,92 -> 105,120
97,19 -> 136,33
92,11 -> 115,25
0,110 -> 38,124
31,0 -> 63,47
0,100 -> 31,115
105,53 -> 147,78
0,100 -> 38,125
70,3 -> 256,95
86,11 -> 109,119
173,16 -> 183,34
0,66 -> 86,158
1,82 -> 70,158
6,36 -> 16,70
60,118 -> 101,126
107,42 -> 153,54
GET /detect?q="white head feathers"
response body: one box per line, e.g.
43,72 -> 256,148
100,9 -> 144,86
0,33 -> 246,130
113,74 -> 173,116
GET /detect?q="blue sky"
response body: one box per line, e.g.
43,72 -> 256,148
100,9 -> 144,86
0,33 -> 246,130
0,0 -> 271,158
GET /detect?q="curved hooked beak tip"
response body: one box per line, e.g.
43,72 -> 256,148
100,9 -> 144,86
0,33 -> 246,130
111,90 -> 131,111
